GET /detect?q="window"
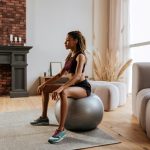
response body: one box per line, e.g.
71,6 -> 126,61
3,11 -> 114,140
130,0 -> 150,45
129,0 -> 150,93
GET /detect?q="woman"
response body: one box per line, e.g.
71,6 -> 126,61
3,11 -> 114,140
30,31 -> 91,144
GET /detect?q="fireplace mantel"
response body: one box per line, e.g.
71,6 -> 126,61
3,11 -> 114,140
0,45 -> 32,98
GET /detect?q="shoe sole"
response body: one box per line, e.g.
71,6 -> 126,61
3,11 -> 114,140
48,134 -> 67,144
30,122 -> 49,126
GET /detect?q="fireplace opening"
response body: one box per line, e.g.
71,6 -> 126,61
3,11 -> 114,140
0,64 -> 11,96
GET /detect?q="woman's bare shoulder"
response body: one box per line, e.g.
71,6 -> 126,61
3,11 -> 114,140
76,53 -> 86,62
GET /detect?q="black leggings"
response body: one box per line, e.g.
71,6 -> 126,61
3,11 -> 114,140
70,79 -> 91,96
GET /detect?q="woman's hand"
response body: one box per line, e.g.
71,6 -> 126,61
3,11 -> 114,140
37,84 -> 45,94
51,86 -> 64,100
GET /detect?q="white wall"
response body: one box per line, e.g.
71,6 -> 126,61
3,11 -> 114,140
26,0 -> 93,95
26,0 -> 109,95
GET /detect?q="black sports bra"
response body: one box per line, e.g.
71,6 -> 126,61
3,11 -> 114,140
64,52 -> 86,74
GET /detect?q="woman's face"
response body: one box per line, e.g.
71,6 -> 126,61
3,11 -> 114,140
64,35 -> 77,50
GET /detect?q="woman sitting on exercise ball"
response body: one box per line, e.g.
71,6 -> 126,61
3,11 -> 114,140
30,31 -> 91,144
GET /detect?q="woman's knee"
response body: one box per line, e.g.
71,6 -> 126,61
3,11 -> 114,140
60,89 -> 68,97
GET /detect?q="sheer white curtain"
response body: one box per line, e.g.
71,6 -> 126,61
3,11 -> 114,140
109,0 -> 130,92
93,0 -> 130,83
109,0 -> 130,65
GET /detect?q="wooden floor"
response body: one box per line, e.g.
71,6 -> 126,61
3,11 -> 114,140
0,95 -> 150,150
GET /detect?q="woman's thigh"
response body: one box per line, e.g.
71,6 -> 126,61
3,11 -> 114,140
64,87 -> 87,99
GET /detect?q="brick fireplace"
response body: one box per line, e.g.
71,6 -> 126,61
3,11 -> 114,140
0,45 -> 32,97
0,64 -> 11,95
0,0 -> 32,97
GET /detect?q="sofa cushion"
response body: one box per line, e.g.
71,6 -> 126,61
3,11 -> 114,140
136,88 -> 150,130
146,100 -> 150,138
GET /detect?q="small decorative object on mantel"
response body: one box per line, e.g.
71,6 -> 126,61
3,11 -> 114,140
9,34 -> 13,45
9,34 -> 23,46
19,37 -> 22,44
14,37 -> 18,43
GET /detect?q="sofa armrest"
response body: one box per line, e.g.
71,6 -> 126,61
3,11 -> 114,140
132,62 -> 150,116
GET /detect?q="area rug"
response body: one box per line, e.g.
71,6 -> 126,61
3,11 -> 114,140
0,109 -> 120,150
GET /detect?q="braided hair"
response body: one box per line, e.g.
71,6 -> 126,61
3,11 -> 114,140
65,31 -> 87,62
68,31 -> 86,53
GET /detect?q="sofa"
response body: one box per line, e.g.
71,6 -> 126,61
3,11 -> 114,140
89,80 -> 127,111
132,62 -> 150,138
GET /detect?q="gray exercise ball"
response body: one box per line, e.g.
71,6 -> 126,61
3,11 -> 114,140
55,93 -> 104,131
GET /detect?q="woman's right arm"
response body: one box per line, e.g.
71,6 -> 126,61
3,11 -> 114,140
37,68 -> 67,94
42,68 -> 66,86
